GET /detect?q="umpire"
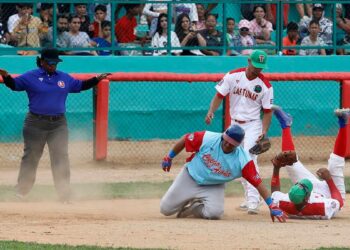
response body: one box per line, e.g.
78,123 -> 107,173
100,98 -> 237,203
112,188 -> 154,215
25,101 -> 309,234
0,48 -> 110,202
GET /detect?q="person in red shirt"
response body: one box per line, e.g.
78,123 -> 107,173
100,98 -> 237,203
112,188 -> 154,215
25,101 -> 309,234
270,105 -> 347,219
282,22 -> 299,55
91,4 -> 108,38
115,4 -> 141,43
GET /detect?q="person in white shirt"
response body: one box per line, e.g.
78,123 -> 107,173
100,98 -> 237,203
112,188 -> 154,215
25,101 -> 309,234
270,106 -> 346,220
151,13 -> 182,56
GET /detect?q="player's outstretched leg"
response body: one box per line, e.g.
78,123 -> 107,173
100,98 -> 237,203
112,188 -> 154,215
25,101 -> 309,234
272,105 -> 295,154
329,108 -> 350,200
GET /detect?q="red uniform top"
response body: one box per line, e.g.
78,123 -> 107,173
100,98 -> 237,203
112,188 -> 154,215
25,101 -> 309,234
115,16 -> 137,43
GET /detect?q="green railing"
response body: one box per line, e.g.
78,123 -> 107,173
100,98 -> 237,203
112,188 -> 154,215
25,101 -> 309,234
0,0 -> 350,55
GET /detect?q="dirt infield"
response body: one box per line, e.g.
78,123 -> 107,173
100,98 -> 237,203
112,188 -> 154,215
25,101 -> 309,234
0,197 -> 349,250
0,166 -> 349,249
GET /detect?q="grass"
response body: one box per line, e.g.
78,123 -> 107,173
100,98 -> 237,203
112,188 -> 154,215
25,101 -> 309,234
0,240 -> 166,250
0,177 -> 349,202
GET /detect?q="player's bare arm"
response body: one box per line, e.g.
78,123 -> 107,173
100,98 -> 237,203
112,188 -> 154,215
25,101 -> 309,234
161,135 -> 186,172
316,168 -> 331,181
205,93 -> 223,124
258,110 -> 273,141
0,69 -> 9,77
271,166 -> 281,193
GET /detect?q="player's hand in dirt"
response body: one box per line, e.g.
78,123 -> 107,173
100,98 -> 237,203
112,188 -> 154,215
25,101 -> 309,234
205,112 -> 214,125
316,168 -> 331,181
161,155 -> 172,172
269,203 -> 287,223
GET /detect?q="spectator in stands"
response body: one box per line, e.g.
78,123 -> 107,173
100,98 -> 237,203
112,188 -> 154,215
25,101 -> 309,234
299,20 -> 326,56
299,4 -> 333,48
74,3 -> 92,37
151,13 -> 182,56
92,21 -> 119,56
57,3 -> 70,14
174,3 -> 198,25
335,4 -> 350,55
91,5 -> 108,38
199,14 -> 223,56
175,13 -> 206,56
39,3 -> 53,27
44,14 -> 69,48
115,4 -> 142,44
228,19 -> 256,56
249,5 -> 275,45
12,4 -> 49,55
65,14 -> 97,55
282,22 -> 299,56
195,4 -> 206,31
296,1 -> 312,21
226,17 -> 237,46
240,4 -> 261,21
8,3 -> 32,34
142,2 -> 167,37
266,3 -> 289,29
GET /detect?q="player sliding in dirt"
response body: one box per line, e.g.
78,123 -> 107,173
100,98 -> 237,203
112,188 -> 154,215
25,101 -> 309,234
159,124 -> 287,222
270,106 -> 347,219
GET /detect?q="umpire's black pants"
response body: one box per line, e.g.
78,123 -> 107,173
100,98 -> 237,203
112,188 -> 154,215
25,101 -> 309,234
16,112 -> 70,201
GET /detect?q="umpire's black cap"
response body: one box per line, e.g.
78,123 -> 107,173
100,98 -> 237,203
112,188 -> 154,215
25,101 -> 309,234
41,48 -> 62,63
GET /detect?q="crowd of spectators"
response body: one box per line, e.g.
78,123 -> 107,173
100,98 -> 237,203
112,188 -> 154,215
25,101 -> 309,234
0,2 -> 349,56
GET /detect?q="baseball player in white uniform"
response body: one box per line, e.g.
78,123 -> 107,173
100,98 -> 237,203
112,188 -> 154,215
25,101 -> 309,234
205,50 -> 274,214
160,124 -> 287,222
270,106 -> 346,219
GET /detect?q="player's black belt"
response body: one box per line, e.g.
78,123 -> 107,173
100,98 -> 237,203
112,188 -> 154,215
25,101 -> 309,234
29,112 -> 64,121
234,119 -> 253,124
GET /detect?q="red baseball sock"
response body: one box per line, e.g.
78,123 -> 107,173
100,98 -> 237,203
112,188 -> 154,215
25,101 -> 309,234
333,127 -> 347,157
282,127 -> 295,151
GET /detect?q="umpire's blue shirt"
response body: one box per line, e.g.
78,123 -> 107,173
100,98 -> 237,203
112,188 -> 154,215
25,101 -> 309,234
13,68 -> 83,115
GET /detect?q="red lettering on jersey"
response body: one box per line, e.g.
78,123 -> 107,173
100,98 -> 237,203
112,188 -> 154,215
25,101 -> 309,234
279,201 -> 325,216
242,160 -> 262,187
202,154 -> 231,177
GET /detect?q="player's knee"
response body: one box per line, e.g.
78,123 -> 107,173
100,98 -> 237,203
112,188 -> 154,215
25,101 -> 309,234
203,206 -> 224,220
160,200 -> 175,216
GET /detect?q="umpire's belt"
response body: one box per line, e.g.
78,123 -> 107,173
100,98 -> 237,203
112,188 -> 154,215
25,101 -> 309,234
234,119 -> 253,124
30,112 -> 64,121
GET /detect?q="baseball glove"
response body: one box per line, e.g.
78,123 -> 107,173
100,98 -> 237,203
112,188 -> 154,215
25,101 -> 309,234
249,136 -> 271,155
271,150 -> 297,168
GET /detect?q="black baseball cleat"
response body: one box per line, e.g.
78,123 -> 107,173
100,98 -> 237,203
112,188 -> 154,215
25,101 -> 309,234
177,198 -> 203,218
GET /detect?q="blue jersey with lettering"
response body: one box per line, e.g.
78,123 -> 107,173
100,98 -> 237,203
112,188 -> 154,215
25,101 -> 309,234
13,68 -> 82,115
186,131 -> 252,185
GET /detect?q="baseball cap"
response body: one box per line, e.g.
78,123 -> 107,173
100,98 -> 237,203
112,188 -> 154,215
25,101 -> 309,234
41,48 -> 62,63
238,19 -> 250,30
313,4 -> 324,11
249,50 -> 268,69
288,179 -> 313,205
223,125 -> 245,146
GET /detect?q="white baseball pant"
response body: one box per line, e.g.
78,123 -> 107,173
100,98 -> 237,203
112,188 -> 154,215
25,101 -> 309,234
160,166 -> 225,219
286,153 -> 345,200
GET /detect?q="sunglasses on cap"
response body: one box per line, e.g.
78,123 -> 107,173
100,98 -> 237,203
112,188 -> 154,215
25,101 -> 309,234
240,27 -> 249,32
46,60 -> 59,66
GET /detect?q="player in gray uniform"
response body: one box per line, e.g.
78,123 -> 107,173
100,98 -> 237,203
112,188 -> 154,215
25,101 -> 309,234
160,124 -> 287,222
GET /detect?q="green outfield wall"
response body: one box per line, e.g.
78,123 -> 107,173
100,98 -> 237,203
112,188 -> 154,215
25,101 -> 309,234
0,56 -> 347,142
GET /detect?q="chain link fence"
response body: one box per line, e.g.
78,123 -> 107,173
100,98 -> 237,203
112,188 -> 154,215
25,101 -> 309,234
0,1 -> 350,55
0,77 -> 342,168
106,79 -> 340,167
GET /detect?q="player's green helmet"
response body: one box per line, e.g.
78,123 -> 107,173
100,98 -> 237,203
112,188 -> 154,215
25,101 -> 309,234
249,50 -> 268,69
288,179 -> 313,205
